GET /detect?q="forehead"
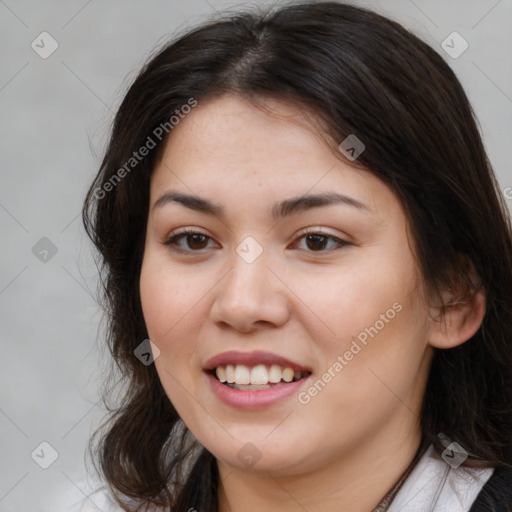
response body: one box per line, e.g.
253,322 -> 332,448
149,94 -> 402,223
157,95 -> 333,172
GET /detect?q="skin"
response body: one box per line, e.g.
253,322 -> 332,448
139,94 -> 485,512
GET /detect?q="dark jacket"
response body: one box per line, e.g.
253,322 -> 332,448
470,465 -> 512,512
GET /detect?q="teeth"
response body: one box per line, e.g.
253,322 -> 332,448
269,364 -> 282,383
282,367 -> 294,383
216,366 -> 227,383
226,364 -> 235,383
234,364 -> 251,385
251,364 -> 268,385
214,363 -> 306,386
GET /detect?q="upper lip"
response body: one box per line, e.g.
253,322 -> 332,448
204,350 -> 311,372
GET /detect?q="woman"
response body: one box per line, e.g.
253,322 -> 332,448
82,2 -> 512,511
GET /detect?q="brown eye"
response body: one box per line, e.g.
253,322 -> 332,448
185,233 -> 209,250
293,232 -> 349,252
305,234 -> 329,251
163,230 -> 216,253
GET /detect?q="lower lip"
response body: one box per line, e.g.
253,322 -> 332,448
205,371 -> 310,410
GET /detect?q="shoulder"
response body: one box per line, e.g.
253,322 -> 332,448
388,444 -> 497,512
469,464 -> 512,512
64,482 -> 166,512
63,484 -> 124,512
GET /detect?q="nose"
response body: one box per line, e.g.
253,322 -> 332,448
209,249 -> 291,333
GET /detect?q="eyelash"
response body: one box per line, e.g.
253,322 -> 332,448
161,228 -> 350,254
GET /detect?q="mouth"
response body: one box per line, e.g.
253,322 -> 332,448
207,364 -> 312,391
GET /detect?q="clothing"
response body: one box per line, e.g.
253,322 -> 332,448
469,464 -> 512,512
386,444 -> 497,511
68,444 -> 510,511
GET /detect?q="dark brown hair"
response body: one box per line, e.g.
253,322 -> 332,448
82,2 -> 512,510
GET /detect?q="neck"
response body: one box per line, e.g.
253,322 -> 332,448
217,422 -> 424,512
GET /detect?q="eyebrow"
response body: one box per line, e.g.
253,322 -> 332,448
152,190 -> 371,220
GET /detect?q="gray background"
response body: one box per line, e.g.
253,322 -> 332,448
1,0 -> 511,510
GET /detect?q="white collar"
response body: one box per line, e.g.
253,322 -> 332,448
67,444 -> 495,511
388,444 -> 494,512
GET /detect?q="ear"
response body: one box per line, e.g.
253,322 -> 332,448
428,258 -> 486,349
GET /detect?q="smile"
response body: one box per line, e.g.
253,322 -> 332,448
212,363 -> 310,390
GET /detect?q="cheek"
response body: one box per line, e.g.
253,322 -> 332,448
139,267 -> 198,404
140,255 -> 208,413
290,250 -> 419,347
299,265 -> 429,421
295,250 -> 428,406
139,254 -> 207,344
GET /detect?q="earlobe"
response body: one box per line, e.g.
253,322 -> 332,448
428,284 -> 486,349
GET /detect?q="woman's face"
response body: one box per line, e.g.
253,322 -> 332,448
140,94 -> 435,475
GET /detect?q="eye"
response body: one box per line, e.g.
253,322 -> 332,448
162,228 -> 350,254
291,231 -> 349,252
162,229 -> 218,253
